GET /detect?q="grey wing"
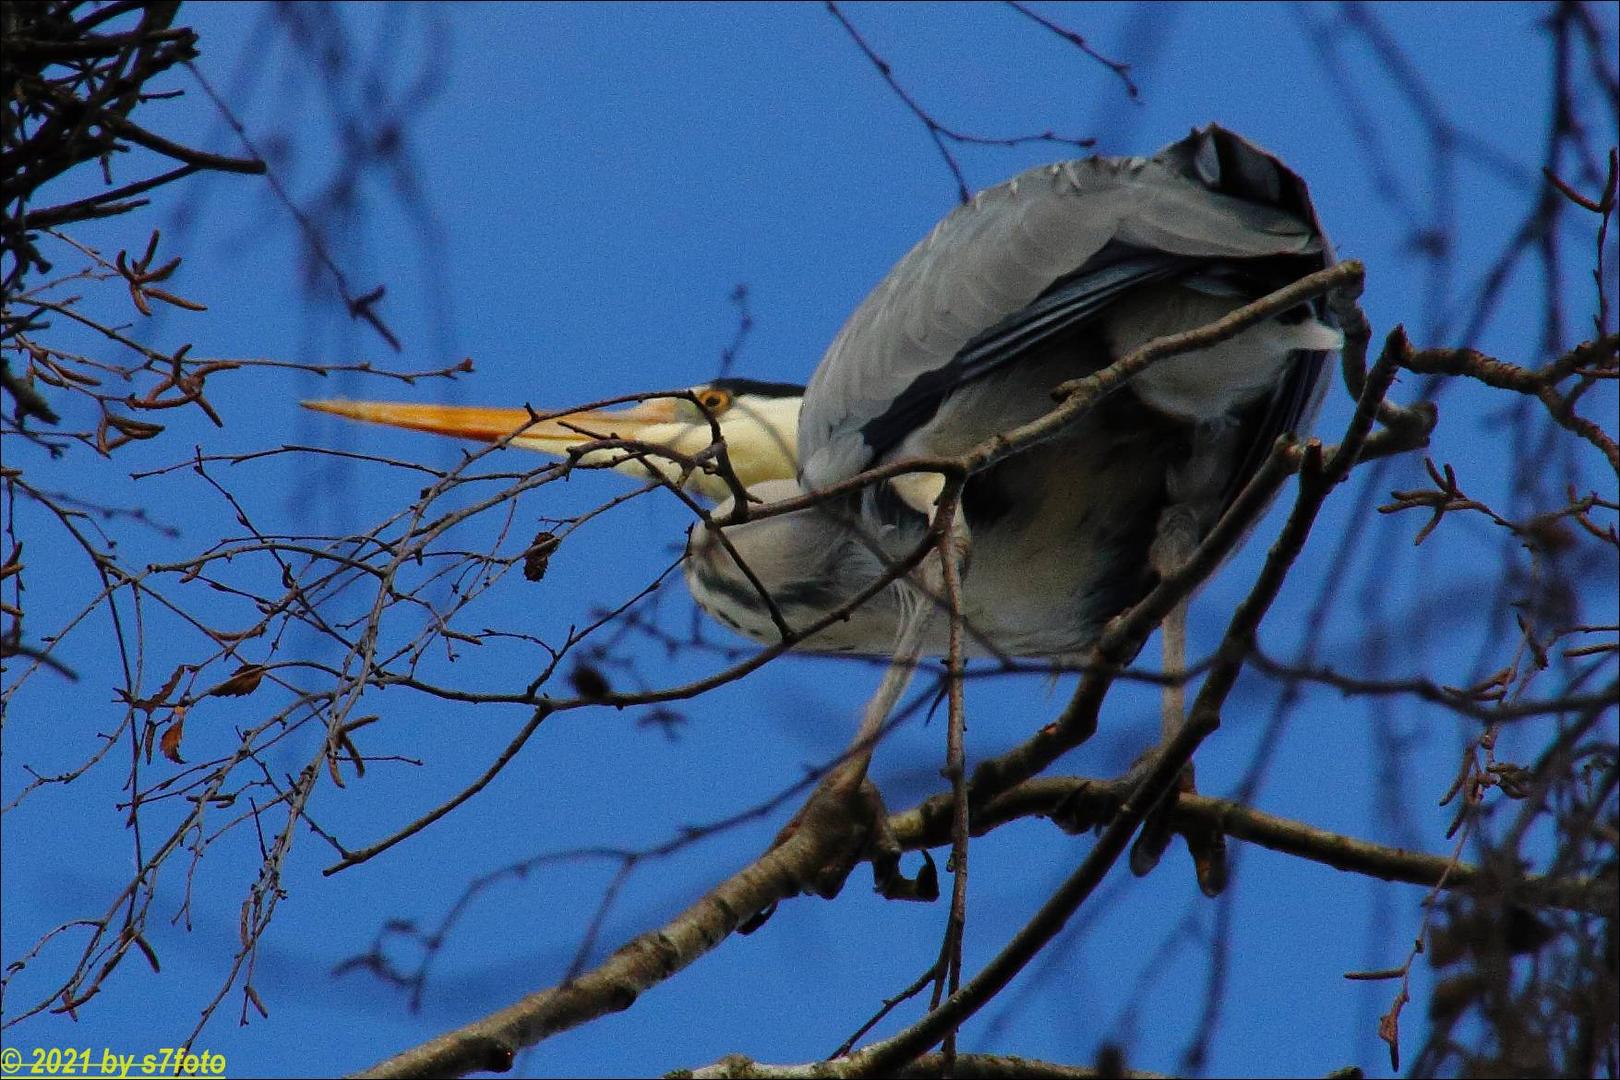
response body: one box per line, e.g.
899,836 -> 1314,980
797,124 -> 1335,491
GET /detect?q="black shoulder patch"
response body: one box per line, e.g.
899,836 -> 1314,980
856,244 -> 1189,463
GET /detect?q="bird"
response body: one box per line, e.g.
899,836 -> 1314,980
306,125 -> 1340,894
307,124 -> 1337,664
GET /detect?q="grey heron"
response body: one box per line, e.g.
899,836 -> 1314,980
307,127 -> 1337,656
307,124 -> 1340,893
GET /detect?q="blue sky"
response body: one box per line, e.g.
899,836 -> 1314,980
3,3 -> 1616,1078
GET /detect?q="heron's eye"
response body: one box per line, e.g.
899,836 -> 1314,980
696,388 -> 733,413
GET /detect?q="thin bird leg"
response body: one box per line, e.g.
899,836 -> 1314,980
834,594 -> 934,794
746,514 -> 965,919
1160,597 -> 1189,741
822,497 -> 972,898
1130,505 -> 1228,895
1149,503 -> 1198,743
839,489 -> 971,787
779,576 -> 942,907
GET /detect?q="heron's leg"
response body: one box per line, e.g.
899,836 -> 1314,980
828,595 -> 941,900
748,474 -> 975,919
1149,503 -> 1198,744
1159,598 -> 1189,737
740,766 -> 936,933
830,467 -> 969,788
844,604 -> 931,781
747,524 -> 963,920
1129,504 -> 1228,896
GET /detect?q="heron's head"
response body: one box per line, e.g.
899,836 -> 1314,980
302,377 -> 803,501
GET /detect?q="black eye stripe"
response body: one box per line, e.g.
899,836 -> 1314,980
707,377 -> 805,399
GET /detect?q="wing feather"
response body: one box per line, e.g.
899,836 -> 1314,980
799,125 -> 1333,489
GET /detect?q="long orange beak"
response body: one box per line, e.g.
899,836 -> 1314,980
300,398 -> 679,454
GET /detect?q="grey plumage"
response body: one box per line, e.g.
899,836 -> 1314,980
684,124 -> 1340,659
798,125 -> 1334,490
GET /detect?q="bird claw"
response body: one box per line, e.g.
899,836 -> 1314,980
800,777 -> 939,902
1188,826 -> 1229,897
1126,761 -> 1228,897
1047,779 -> 1125,834
738,775 -> 938,934
737,902 -> 777,935
1128,813 -> 1175,877
1138,819 -> 1226,898
873,843 -> 939,902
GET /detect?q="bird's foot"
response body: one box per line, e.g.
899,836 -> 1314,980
1046,778 -> 1127,834
1039,764 -> 1225,896
1126,758 -> 1228,897
738,773 -> 938,934
1127,757 -> 1224,900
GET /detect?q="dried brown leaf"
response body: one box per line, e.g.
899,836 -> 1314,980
132,933 -> 160,973
207,664 -> 267,698
106,413 -> 165,439
142,286 -> 207,312
159,713 -> 185,764
131,663 -> 188,715
524,531 -> 560,582
1378,984 -> 1409,1071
